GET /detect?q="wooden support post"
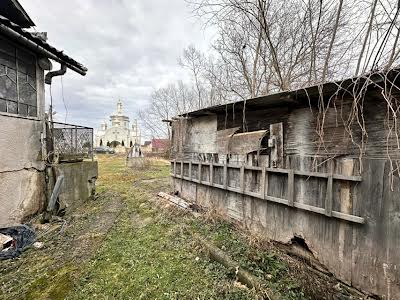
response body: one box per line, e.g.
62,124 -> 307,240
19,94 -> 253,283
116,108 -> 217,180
189,161 -> 192,180
325,175 -> 333,216
240,165 -> 245,193
223,163 -> 228,189
47,175 -> 64,212
174,159 -> 177,177
210,162 -> 214,186
288,169 -> 294,206
199,162 -> 202,184
260,167 -> 266,199
180,161 -> 184,178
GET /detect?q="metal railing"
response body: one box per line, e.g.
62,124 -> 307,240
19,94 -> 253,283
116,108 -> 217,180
52,122 -> 93,161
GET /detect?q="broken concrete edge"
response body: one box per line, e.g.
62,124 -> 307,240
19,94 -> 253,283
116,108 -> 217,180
156,191 -> 375,299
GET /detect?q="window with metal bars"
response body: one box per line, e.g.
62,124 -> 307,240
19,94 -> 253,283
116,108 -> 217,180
0,35 -> 37,117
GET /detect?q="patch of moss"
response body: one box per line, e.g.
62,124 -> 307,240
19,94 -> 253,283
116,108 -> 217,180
24,264 -> 76,300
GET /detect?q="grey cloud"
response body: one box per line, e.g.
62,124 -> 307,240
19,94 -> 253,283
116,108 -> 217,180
19,0 -> 213,136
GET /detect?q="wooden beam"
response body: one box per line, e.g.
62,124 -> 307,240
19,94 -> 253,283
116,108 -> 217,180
240,165 -> 245,193
210,162 -> 214,186
260,167 -> 266,200
288,169 -> 294,206
47,175 -> 64,212
325,175 -> 333,217
223,163 -> 228,189
189,161 -> 192,181
199,161 -> 202,184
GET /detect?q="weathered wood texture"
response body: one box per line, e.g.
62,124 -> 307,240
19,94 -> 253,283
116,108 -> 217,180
172,158 -> 364,224
170,92 -> 399,160
172,158 -> 400,299
170,90 -> 400,299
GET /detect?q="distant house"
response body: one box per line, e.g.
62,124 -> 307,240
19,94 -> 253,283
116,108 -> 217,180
139,138 -> 169,156
151,138 -> 169,153
0,0 -> 96,225
141,140 -> 152,153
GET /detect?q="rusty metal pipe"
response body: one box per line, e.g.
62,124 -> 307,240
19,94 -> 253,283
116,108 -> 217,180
45,63 -> 67,85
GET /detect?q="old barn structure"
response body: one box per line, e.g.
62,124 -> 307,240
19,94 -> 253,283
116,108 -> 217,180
170,69 -> 400,299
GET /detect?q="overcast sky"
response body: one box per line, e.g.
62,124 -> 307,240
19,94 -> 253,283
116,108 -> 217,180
19,0 -> 214,136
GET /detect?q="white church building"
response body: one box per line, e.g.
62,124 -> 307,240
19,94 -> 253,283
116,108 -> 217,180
95,100 -> 141,149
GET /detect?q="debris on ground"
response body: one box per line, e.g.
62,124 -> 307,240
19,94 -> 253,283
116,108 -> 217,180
0,233 -> 14,250
157,192 -> 203,216
33,242 -> 44,249
0,225 -> 36,260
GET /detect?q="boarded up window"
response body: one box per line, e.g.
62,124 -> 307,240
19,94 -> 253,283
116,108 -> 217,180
0,36 -> 37,117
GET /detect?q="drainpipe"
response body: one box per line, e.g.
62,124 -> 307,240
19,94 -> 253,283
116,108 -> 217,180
45,63 -> 67,85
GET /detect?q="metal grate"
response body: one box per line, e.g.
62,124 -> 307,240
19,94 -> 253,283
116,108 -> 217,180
52,122 -> 93,161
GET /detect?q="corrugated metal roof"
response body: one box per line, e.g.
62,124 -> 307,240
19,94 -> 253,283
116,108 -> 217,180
0,15 -> 87,75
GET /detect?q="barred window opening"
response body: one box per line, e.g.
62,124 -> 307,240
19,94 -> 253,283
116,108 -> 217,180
0,36 -> 37,117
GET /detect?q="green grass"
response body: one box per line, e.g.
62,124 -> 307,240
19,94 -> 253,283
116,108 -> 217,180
0,155 -> 311,300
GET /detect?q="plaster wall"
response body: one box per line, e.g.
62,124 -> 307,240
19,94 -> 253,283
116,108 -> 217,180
53,161 -> 98,212
0,62 -> 46,225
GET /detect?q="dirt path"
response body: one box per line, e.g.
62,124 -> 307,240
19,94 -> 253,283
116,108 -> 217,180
1,155 -> 364,300
0,190 -> 125,300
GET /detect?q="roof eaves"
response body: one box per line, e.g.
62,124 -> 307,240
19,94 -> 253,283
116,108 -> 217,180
0,16 -> 87,75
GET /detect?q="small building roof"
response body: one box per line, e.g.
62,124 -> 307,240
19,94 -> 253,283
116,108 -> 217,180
0,0 -> 35,28
180,67 -> 400,118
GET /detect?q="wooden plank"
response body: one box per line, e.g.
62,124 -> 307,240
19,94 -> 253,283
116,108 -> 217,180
227,164 -> 241,169
293,170 -> 362,181
332,211 -> 365,224
177,172 -> 365,224
213,163 -> 224,167
294,202 -> 325,215
325,175 -> 333,216
223,163 -> 228,189
199,162 -> 202,184
158,192 -> 191,209
189,161 -> 192,181
210,162 -> 214,186
227,186 -> 241,193
287,169 -> 294,206
47,175 -> 64,211
240,165 -> 245,192
245,165 -> 262,171
260,167 -> 266,199
265,195 -> 289,206
333,174 -> 362,182
266,167 -> 289,174
171,160 -> 361,182
270,122 -> 284,168
180,162 -> 184,178
173,159 -> 177,176
244,190 -> 262,198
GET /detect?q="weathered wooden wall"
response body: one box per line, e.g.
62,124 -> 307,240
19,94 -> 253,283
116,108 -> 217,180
170,91 -> 400,299
172,157 -> 400,299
